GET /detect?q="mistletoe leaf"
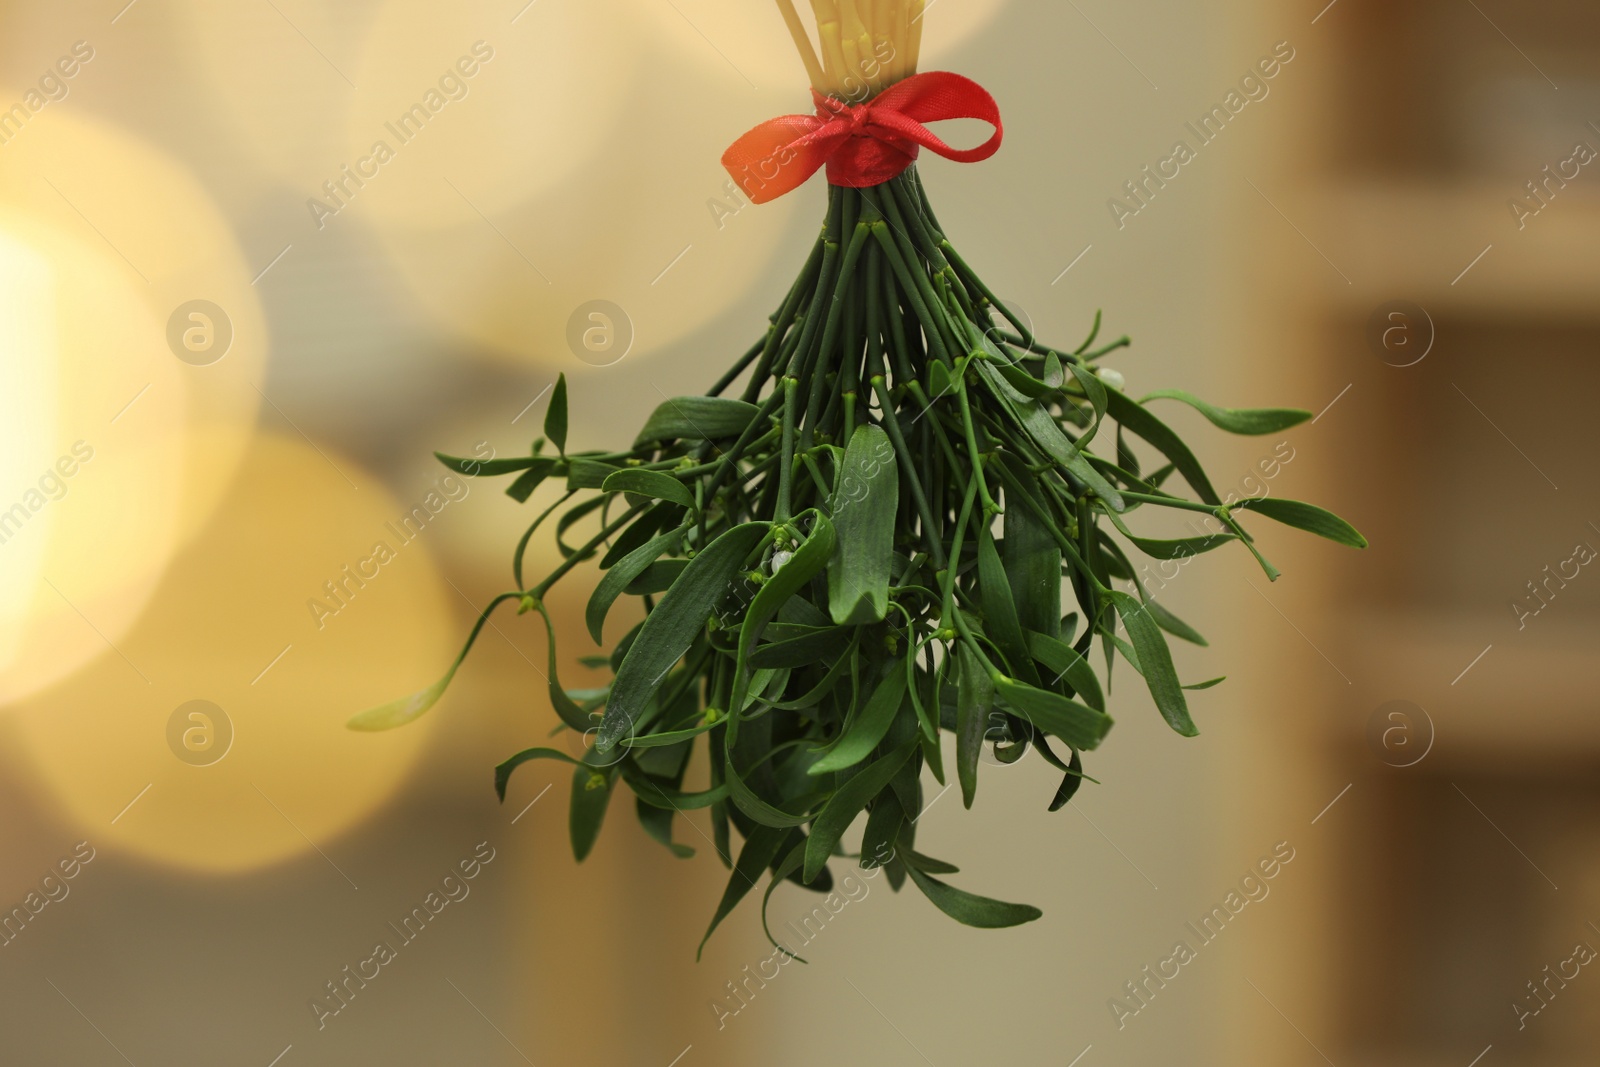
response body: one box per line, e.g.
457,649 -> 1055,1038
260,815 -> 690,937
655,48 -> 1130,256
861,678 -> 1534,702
992,675 -> 1113,751
1024,630 -> 1104,712
976,361 -> 1125,511
434,451 -> 545,477
749,625 -> 853,670
599,522 -> 770,751
1231,496 -> 1368,548
1104,388 -> 1221,505
585,526 -> 685,644
568,763 -> 615,862
601,468 -> 695,510
545,374 -> 568,455
637,799 -> 695,858
955,644 -> 992,810
827,424 -> 898,625
804,741 -> 914,882
698,825 -> 789,960
1048,747 -> 1088,812
505,461 -> 557,503
635,396 -> 762,447
808,662 -> 908,776
978,526 -> 1037,685
347,592 -> 521,731
903,863 -> 1042,928
1109,590 -> 1197,736
622,768 -> 728,811
730,512 -> 835,717
494,747 -> 583,800
1144,596 -> 1208,647
1140,389 -> 1311,435
1003,490 -> 1062,639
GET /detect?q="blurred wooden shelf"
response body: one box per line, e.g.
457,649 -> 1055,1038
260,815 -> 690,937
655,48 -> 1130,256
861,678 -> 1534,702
1346,607 -> 1600,761
1307,180 -> 1600,318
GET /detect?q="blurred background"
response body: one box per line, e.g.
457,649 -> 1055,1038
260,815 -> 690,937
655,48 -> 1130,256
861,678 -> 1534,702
1,0 -> 1596,1064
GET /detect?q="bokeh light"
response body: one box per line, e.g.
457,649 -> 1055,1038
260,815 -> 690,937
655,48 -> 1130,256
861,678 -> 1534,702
7,433 -> 452,873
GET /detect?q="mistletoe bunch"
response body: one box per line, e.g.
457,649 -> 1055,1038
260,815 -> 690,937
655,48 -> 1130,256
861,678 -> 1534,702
353,0 -> 1363,956
353,168 -> 1363,953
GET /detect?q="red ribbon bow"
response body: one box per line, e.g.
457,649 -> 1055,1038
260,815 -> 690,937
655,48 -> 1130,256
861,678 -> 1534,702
721,71 -> 1003,205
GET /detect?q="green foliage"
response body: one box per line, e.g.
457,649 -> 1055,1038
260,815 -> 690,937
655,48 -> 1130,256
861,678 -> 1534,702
352,170 -> 1364,950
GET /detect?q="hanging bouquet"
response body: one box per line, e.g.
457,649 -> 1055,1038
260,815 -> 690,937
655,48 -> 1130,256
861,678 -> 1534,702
353,0 -> 1363,956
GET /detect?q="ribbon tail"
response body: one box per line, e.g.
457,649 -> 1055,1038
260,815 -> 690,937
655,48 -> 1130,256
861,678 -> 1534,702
867,71 -> 1004,165
721,116 -> 840,205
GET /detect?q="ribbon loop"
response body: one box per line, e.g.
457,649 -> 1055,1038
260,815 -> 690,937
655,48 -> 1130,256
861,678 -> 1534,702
722,71 -> 1003,205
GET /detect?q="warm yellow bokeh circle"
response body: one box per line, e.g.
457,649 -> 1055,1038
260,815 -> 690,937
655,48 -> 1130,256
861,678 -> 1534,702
0,109 -> 267,547
6,433 -> 453,874
0,214 -> 185,705
342,0 -> 644,230
0,112 -> 267,702
170,0 -> 359,191
373,49 -> 809,368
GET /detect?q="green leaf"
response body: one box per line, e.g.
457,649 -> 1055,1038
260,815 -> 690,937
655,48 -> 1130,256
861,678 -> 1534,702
637,799 -> 694,859
599,506 -> 675,569
601,468 -> 695,510
730,513 -> 836,718
433,451 -> 544,477
977,527 -> 1037,685
347,592 -> 521,731
568,763 -> 615,862
1066,363 -> 1109,447
622,768 -> 728,811
585,527 -> 684,644
566,459 -> 620,490
616,719 -> 720,749
983,354 -> 1056,399
723,755 -> 819,828
625,559 -> 689,596
903,863 -> 1042,929
976,362 -> 1125,511
955,644 -> 992,810
598,522 -> 769,751
858,791 -> 905,870
1101,503 -> 1237,563
903,849 -> 960,875
1048,747 -> 1087,812
505,461 -> 557,503
527,599 -> 598,732
1004,482 -> 1062,640
993,675 -> 1113,751
493,746 -> 583,800
760,843 -> 812,961
1144,596 -> 1208,647
827,424 -> 898,625
748,625 -> 852,670
1105,389 -> 1221,505
808,662 -> 908,775
1109,590 -> 1198,736
545,374 -> 568,454
512,490 -> 577,586
699,825 -> 788,959
804,742 -> 914,882
1140,389 -> 1311,435
1231,496 -> 1368,548
635,396 -> 761,447
1023,630 -> 1104,712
